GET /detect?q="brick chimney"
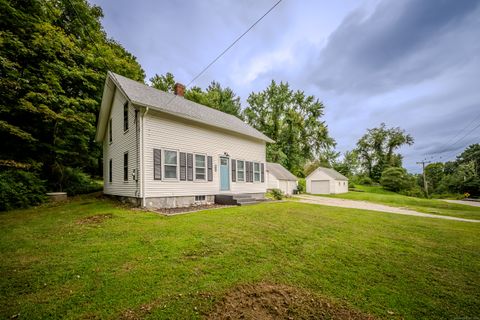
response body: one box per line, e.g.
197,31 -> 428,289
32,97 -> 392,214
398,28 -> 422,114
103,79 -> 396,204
174,83 -> 185,97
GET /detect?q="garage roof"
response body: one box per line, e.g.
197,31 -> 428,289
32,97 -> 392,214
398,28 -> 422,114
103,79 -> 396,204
308,167 -> 348,181
266,162 -> 298,181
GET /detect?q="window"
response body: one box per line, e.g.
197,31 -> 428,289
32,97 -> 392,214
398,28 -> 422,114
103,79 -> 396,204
254,162 -> 260,182
237,160 -> 245,182
195,154 -> 206,180
195,195 -> 206,202
164,150 -> 178,179
109,118 -> 112,143
109,159 -> 112,183
124,152 -> 128,181
123,102 -> 129,132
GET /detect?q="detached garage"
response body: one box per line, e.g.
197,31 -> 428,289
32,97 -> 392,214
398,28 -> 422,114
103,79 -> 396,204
266,162 -> 298,195
306,167 -> 348,194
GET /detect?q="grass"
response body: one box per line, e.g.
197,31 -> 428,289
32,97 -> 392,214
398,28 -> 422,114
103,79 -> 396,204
318,185 -> 480,220
1,196 -> 479,319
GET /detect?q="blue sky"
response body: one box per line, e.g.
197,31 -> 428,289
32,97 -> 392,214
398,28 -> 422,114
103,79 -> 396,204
89,0 -> 480,173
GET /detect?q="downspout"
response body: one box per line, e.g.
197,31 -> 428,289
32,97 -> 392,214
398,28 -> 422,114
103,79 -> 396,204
141,107 -> 150,207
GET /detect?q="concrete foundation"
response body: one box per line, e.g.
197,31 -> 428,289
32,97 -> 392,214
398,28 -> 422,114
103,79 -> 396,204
145,195 -> 215,209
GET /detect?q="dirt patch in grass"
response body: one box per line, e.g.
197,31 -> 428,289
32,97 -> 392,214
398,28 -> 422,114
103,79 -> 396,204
206,282 -> 376,320
76,213 -> 113,225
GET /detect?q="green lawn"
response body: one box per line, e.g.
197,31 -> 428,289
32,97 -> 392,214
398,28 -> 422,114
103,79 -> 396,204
1,196 -> 479,319
318,185 -> 480,220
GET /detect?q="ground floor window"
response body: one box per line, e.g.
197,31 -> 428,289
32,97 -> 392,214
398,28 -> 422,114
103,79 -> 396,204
237,160 -> 245,182
195,154 -> 206,180
254,162 -> 260,182
164,150 -> 178,179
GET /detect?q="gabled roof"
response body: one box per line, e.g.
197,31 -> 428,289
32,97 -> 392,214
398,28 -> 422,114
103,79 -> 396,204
95,72 -> 274,143
307,167 -> 348,181
266,162 -> 298,181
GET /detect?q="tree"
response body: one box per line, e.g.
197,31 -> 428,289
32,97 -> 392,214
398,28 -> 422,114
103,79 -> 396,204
244,80 -> 334,176
0,0 -> 145,193
380,167 -> 414,192
333,150 -> 360,178
150,72 -> 175,93
149,73 -> 243,119
424,162 -> 444,194
355,123 -> 414,181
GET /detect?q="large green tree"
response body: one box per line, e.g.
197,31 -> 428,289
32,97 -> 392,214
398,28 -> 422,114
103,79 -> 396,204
0,0 -> 145,190
355,123 -> 414,181
150,73 -> 243,119
244,80 -> 334,175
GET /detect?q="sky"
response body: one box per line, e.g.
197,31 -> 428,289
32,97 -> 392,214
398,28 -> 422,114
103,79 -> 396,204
89,0 -> 480,173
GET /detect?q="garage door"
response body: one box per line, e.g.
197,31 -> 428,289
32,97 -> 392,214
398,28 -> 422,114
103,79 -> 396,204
311,180 -> 330,194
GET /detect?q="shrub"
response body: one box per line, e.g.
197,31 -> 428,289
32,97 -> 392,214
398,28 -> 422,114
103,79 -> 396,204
297,178 -> 306,193
348,180 -> 355,189
61,167 -> 103,196
270,188 -> 284,200
357,176 -> 373,186
0,169 -> 46,211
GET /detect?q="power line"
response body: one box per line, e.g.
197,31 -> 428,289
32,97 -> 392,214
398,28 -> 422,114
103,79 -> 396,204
186,0 -> 282,87
430,122 -> 480,162
160,0 -> 283,110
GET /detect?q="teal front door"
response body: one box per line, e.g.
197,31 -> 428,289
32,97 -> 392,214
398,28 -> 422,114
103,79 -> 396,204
220,157 -> 230,191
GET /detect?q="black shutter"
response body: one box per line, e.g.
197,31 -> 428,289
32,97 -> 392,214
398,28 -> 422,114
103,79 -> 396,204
231,159 -> 236,182
246,161 -> 251,182
109,159 -> 112,183
124,152 -> 128,181
261,163 -> 265,182
250,161 -> 254,182
207,156 -> 213,181
154,149 -> 161,180
187,153 -> 193,181
123,102 -> 129,131
180,152 -> 186,181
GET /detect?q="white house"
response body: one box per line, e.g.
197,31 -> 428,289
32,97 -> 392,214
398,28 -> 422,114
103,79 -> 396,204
266,162 -> 298,195
95,72 -> 274,208
306,167 -> 348,194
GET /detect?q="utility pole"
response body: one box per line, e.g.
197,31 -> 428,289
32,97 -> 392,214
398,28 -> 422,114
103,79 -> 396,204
417,161 -> 431,197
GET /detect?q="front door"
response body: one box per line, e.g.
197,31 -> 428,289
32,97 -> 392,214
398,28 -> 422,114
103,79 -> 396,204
220,156 -> 230,191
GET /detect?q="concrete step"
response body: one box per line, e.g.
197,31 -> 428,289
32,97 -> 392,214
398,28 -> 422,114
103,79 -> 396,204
237,200 -> 258,206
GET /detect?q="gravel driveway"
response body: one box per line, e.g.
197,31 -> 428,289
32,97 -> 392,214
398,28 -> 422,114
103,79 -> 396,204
443,199 -> 480,207
296,194 -> 479,223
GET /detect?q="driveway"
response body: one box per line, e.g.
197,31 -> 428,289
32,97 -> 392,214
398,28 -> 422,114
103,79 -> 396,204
443,199 -> 480,207
296,194 -> 479,223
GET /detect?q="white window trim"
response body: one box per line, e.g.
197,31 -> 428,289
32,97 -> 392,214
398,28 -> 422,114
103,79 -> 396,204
163,149 -> 179,181
194,153 -> 207,182
253,162 -> 261,183
236,160 -> 245,182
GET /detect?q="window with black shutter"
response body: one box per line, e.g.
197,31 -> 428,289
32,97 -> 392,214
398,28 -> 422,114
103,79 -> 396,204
154,149 -> 161,180
123,102 -> 129,132
109,159 -> 112,183
207,156 -> 213,181
237,160 -> 245,182
231,159 -> 236,182
195,154 -> 206,180
123,152 -> 128,181
179,152 -> 187,181
254,162 -> 260,182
